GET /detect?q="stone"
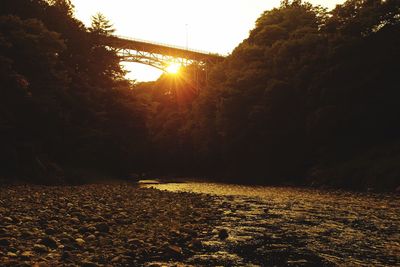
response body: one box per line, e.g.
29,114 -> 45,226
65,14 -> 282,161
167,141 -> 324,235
86,235 -> 96,241
78,226 -> 89,234
44,228 -> 57,235
61,251 -> 72,260
70,217 -> 80,224
95,223 -> 109,233
40,236 -> 58,249
0,238 -> 10,247
218,229 -> 229,240
20,251 -> 34,260
81,261 -> 99,267
3,217 -> 13,223
20,231 -> 33,239
87,226 -> 97,233
33,244 -> 48,253
190,239 -> 203,249
75,238 -> 85,246
111,256 -> 121,263
7,252 -> 17,257
167,245 -> 182,256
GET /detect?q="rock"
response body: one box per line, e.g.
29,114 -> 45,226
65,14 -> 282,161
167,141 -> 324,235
20,251 -> 34,260
111,256 -> 121,263
33,244 -> 48,253
3,217 -> 13,223
44,228 -> 57,235
87,226 -> 97,233
95,223 -> 109,233
127,238 -> 144,248
70,217 -> 80,224
75,238 -> 85,246
7,252 -> 17,257
86,235 -> 96,241
78,226 -> 89,234
167,245 -> 182,256
0,228 -> 7,236
0,238 -> 11,247
190,239 -> 203,249
61,251 -> 72,260
81,261 -> 99,267
40,236 -> 58,249
218,229 -> 229,240
60,237 -> 72,245
20,231 -> 33,239
32,262 -> 50,267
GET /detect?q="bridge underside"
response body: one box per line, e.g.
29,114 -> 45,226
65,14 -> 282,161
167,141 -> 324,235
116,48 -> 206,72
105,36 -> 224,73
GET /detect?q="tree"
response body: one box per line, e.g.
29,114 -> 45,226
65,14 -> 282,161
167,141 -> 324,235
90,12 -> 115,36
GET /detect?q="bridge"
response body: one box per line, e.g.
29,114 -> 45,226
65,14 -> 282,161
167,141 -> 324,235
103,35 -> 225,72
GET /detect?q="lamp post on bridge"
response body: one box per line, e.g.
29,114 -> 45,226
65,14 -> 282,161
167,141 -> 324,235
185,23 -> 189,51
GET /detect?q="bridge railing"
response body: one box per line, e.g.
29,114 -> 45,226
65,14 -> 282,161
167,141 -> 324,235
114,35 -> 225,57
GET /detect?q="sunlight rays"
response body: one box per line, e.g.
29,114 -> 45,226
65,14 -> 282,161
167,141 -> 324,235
166,62 -> 181,74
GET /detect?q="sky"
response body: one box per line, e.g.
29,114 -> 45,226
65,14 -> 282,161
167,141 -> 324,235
72,0 -> 345,81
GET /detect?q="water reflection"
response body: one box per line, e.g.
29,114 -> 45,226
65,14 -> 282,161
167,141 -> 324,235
142,182 -> 400,266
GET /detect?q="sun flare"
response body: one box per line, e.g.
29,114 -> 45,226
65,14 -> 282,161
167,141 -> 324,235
166,63 -> 181,74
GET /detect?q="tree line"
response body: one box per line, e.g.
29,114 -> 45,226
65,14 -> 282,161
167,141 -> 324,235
0,0 -> 399,190
137,0 -> 400,191
0,0 -> 149,184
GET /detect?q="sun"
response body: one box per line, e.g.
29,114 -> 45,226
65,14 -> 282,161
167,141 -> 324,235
166,62 -> 181,74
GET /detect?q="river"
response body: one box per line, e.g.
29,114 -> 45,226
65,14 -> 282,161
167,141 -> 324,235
140,182 -> 400,266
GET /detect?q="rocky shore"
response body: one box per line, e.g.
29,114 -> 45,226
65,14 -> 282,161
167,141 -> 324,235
0,184 -> 220,266
1,183 -> 399,266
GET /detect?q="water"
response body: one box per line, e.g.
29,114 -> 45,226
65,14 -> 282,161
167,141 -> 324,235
141,182 -> 400,266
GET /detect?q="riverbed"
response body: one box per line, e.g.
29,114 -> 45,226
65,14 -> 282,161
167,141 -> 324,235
0,182 -> 398,266
141,182 -> 400,266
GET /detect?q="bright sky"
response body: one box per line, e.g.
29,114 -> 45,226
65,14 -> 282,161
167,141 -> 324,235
72,0 -> 345,81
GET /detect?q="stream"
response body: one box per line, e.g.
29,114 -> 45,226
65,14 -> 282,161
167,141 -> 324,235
141,182 -> 400,266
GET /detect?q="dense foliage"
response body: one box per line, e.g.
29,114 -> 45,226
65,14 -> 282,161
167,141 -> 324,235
0,0 -> 148,183
138,0 -> 400,191
0,0 -> 399,190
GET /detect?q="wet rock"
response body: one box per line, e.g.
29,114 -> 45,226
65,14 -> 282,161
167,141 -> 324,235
44,228 -> 56,235
81,261 -> 99,267
0,238 -> 11,247
95,223 -> 109,233
111,256 -> 121,263
69,217 -> 80,224
75,238 -> 85,246
7,252 -> 17,257
20,251 -> 34,260
86,234 -> 96,241
167,245 -> 183,257
61,251 -> 72,260
3,217 -> 13,223
78,226 -> 89,234
33,244 -> 48,253
40,236 -> 58,249
218,229 -> 229,240
33,262 -> 51,267
190,239 -> 203,249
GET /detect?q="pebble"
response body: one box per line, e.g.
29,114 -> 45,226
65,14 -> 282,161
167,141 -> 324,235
218,229 -> 229,240
33,244 -> 48,253
0,184 -> 219,265
40,236 -> 57,249
75,238 -> 85,246
95,223 -> 109,233
0,238 -> 11,247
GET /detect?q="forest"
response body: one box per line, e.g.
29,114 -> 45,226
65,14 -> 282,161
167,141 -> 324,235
0,0 -> 399,191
